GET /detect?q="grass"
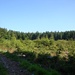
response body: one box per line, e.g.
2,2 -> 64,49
20,60 -> 60,75
0,53 -> 8,75
0,62 -> 8,75
4,52 -> 60,75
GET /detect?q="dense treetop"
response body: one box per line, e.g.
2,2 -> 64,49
0,27 -> 75,40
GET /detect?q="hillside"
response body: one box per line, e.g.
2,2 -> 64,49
0,27 -> 75,75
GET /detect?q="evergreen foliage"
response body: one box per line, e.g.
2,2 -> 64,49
0,27 -> 75,75
0,27 -> 75,40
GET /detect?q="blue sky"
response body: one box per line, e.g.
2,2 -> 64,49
0,0 -> 75,32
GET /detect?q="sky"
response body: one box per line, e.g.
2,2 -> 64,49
0,0 -> 75,32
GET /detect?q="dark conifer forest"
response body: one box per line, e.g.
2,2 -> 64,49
0,27 -> 75,40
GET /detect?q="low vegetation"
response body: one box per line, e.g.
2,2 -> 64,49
3,52 -> 60,75
0,27 -> 75,75
0,60 -> 8,75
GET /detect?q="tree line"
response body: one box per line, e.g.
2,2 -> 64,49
0,27 -> 75,40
